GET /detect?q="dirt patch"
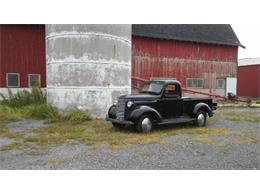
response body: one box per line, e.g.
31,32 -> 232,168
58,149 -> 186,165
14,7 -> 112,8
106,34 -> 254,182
0,137 -> 14,147
7,120 -> 47,133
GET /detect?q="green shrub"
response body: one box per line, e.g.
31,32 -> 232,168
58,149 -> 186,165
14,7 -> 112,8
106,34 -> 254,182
0,87 -> 45,108
26,103 -> 60,121
0,103 -> 61,121
0,88 -> 93,123
63,109 -> 92,123
0,105 -> 24,121
31,87 -> 45,104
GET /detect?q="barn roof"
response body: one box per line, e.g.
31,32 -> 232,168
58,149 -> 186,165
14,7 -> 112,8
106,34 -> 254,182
238,58 -> 260,66
132,24 -> 244,48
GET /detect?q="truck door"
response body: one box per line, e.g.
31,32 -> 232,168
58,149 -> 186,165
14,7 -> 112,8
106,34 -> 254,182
157,84 -> 183,118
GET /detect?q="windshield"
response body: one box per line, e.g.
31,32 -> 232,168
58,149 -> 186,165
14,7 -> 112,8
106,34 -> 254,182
139,81 -> 164,95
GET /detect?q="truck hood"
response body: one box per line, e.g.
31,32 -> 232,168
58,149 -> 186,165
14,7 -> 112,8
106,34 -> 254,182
119,93 -> 160,101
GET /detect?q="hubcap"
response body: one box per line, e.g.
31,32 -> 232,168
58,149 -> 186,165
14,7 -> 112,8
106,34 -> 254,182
141,117 -> 152,132
197,113 -> 205,126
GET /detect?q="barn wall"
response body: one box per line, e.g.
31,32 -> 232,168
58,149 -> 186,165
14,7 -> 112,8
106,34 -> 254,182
0,25 -> 46,88
237,65 -> 260,97
132,36 -> 238,95
0,26 -> 2,81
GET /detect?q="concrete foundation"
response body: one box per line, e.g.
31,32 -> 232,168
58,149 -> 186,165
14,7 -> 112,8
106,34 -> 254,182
46,25 -> 131,117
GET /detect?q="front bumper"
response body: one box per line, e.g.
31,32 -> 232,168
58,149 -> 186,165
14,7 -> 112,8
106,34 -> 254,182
106,115 -> 134,125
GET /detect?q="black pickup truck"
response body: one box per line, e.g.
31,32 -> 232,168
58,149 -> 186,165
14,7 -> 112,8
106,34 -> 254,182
106,80 -> 217,133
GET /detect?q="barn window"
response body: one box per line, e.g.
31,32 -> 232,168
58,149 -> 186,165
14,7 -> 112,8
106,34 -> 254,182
217,79 -> 225,89
29,74 -> 41,87
186,78 -> 203,88
7,73 -> 20,88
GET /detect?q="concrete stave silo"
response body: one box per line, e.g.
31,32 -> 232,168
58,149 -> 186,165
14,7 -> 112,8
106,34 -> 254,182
46,24 -> 131,117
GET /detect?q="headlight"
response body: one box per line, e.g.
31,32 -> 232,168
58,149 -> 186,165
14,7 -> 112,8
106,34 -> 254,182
113,98 -> 118,105
127,101 -> 134,108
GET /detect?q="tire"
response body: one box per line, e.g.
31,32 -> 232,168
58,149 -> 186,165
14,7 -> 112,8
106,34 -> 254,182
194,110 -> 207,127
136,115 -> 154,133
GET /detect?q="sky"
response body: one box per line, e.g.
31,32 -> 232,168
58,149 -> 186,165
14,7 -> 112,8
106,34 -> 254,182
232,24 -> 260,59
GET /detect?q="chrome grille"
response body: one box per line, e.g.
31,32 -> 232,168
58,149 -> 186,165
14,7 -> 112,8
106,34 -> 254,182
116,98 -> 125,121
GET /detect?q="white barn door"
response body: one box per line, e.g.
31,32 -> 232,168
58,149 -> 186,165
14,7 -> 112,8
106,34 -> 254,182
226,77 -> 237,96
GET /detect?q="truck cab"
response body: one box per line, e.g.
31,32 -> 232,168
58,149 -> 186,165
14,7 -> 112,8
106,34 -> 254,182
106,80 -> 217,133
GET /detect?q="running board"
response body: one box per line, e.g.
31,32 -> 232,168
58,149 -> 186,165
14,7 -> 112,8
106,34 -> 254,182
158,117 -> 195,125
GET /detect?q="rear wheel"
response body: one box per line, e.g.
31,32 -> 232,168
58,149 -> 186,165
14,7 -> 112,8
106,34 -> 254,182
194,110 -> 207,127
136,115 -> 154,133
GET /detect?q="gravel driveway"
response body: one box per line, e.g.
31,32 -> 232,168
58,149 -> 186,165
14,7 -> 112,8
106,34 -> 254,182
0,108 -> 259,169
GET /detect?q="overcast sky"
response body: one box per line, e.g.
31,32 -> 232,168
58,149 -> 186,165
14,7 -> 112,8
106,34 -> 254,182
232,24 -> 260,59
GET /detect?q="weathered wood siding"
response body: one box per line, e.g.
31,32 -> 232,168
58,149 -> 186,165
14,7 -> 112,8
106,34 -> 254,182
132,36 -> 238,94
0,25 -> 46,88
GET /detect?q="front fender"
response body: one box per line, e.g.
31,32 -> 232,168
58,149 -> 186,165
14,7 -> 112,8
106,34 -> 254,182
193,103 -> 213,117
128,106 -> 162,123
108,105 -> 117,118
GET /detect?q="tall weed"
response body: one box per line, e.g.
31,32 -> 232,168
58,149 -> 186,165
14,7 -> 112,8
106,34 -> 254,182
0,87 -> 45,107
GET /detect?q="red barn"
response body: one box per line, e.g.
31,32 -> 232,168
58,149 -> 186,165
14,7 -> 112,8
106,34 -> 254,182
0,24 -> 46,95
237,58 -> 260,97
0,24 -> 244,99
132,24 -> 244,96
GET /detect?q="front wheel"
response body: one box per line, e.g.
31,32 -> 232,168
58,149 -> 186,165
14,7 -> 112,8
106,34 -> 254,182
194,110 -> 207,127
136,115 -> 154,133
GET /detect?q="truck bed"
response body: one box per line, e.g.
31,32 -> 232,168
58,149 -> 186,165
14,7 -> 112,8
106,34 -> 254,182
182,97 -> 213,116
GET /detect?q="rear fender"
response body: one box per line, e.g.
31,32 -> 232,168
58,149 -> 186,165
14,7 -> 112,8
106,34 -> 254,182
193,103 -> 213,117
129,106 -> 162,123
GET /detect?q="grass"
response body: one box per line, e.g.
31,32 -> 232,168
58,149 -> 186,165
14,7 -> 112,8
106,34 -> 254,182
0,104 -> 60,121
63,109 -> 92,123
193,151 -> 206,157
223,111 -> 260,123
1,117 -> 259,153
217,101 -> 260,108
0,95 -> 230,152
221,105 -> 260,108
45,157 -> 65,165
27,104 -> 60,120
0,104 -> 92,123
0,90 -> 258,152
0,123 -> 22,139
0,88 -> 236,153
0,88 -> 93,152
0,87 -> 45,108
0,105 -> 27,121
226,117 -> 260,123
224,111 -> 256,117
0,122 -> 24,151
13,121 -> 228,151
0,87 -> 92,123
0,87 -> 60,121
233,133 -> 260,144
